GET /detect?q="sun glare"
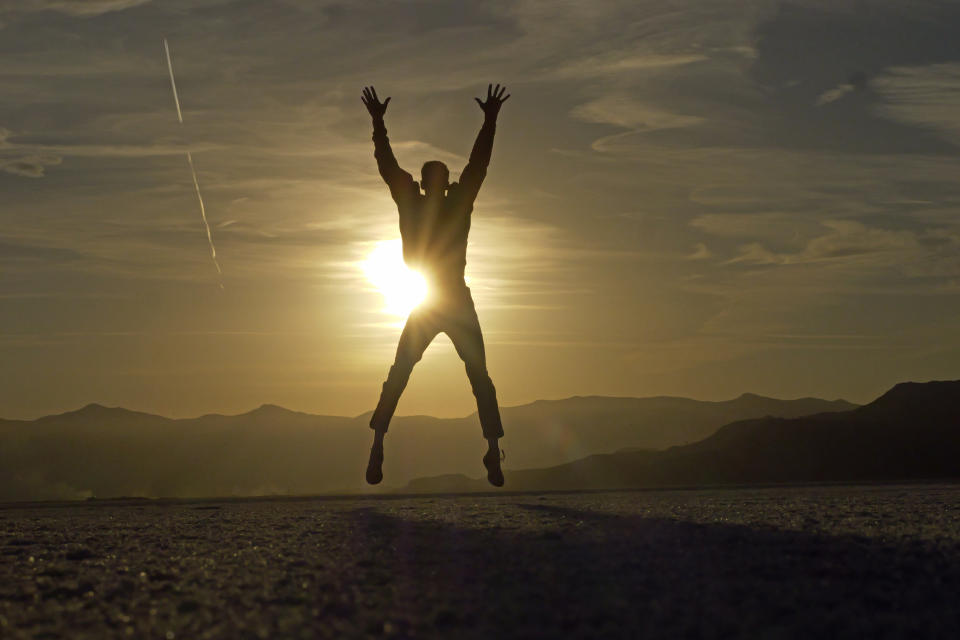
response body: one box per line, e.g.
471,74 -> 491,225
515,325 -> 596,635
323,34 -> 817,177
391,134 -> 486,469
362,239 -> 428,317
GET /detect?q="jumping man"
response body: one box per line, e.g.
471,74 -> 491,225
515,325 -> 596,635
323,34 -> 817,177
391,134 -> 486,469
361,84 -> 510,487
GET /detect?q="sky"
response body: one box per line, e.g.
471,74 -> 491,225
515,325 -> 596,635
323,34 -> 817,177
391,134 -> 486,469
2,0 -> 960,419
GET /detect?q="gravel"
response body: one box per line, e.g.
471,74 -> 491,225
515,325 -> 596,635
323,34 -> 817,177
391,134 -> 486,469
2,483 -> 959,639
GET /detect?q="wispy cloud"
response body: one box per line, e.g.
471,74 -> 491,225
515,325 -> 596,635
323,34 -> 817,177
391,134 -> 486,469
816,72 -> 869,106
572,96 -> 704,131
0,154 -> 61,177
816,84 -> 856,106
571,95 -> 704,152
0,0 -> 152,17
1,127 -> 61,177
873,62 -> 960,143
553,53 -> 708,79
686,243 -> 712,260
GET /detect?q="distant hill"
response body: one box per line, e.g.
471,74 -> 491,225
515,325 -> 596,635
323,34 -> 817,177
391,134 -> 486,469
0,393 -> 855,502
492,393 -> 856,468
403,381 -> 960,493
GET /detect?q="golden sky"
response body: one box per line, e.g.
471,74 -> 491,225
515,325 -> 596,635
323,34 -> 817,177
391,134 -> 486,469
2,0 -> 960,419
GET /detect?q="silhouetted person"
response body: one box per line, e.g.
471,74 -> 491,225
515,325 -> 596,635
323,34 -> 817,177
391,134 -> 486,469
361,84 -> 510,487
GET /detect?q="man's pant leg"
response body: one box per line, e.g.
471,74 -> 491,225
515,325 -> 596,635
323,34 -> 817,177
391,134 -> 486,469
370,311 -> 438,433
444,294 -> 504,440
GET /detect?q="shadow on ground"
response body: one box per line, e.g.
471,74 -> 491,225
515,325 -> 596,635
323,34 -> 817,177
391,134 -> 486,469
343,504 -> 960,638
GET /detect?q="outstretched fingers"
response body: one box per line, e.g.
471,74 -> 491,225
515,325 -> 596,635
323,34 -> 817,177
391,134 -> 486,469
475,84 -> 510,113
361,86 -> 391,115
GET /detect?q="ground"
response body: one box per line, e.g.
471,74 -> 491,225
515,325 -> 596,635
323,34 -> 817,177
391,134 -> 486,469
2,484 -> 959,639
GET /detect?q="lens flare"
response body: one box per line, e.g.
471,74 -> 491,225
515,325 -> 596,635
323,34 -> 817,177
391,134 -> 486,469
363,239 -> 428,317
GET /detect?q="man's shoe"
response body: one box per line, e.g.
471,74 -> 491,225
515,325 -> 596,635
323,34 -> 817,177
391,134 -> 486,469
483,449 -> 505,487
366,444 -> 384,485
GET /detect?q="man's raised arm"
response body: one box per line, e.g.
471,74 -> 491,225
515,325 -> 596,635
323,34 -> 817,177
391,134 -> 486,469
362,86 -> 416,203
459,84 -> 510,202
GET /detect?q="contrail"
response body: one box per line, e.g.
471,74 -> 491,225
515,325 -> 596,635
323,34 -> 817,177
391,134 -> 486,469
163,38 -> 184,124
163,37 -> 223,288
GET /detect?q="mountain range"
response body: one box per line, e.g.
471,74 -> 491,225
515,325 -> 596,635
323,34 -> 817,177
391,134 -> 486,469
0,392 -> 855,501
405,380 -> 960,493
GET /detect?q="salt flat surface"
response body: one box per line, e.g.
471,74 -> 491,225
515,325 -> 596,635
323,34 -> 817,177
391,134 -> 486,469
2,484 -> 959,639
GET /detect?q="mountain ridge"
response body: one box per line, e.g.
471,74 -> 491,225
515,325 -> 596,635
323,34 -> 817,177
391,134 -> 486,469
3,391 -> 857,423
0,391 -> 857,502
403,379 -> 960,493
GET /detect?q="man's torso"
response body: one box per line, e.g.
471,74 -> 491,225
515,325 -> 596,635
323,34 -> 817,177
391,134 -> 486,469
396,183 -> 474,289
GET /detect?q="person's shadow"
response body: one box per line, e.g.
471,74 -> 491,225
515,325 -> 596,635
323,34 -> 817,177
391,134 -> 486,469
342,502 -> 960,638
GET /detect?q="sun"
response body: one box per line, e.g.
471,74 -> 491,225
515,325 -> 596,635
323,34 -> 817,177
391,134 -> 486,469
362,239 -> 428,317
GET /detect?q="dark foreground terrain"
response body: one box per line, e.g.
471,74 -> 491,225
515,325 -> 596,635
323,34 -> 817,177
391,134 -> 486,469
2,484 -> 959,639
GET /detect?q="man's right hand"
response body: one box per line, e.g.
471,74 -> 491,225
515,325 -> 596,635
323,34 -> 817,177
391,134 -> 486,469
361,86 -> 391,119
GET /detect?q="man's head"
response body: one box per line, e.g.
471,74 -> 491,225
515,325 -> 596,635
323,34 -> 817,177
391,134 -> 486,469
420,160 -> 450,194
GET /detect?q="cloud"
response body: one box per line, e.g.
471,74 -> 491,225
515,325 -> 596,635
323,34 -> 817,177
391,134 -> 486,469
572,96 -> 704,131
801,220 -> 919,262
725,220 -> 920,266
31,142 -> 220,159
816,71 -> 869,106
816,84 -> 856,106
686,243 -> 712,260
690,213 -> 801,240
553,53 -> 708,79
0,0 -> 152,17
0,154 -> 62,178
0,121 -> 228,185
873,62 -> 960,143
0,240 -> 86,266
571,95 -> 704,152
725,242 -> 783,265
